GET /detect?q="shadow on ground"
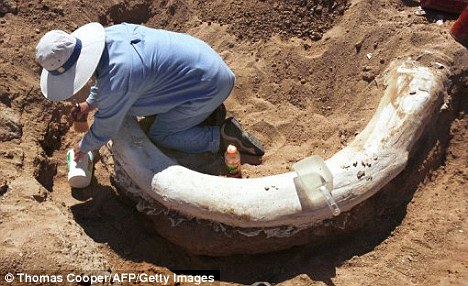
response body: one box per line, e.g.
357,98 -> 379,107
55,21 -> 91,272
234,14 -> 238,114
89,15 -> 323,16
70,83 -> 467,284
69,177 -> 406,284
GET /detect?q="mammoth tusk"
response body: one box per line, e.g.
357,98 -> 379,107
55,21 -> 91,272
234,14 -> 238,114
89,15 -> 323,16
110,59 -> 447,231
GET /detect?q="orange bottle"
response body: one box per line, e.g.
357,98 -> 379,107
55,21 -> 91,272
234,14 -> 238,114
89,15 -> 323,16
224,144 -> 242,178
420,0 -> 467,14
451,6 -> 468,47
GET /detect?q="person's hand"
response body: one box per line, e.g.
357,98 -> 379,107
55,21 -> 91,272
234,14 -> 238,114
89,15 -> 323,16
70,103 -> 80,121
70,102 -> 92,122
74,146 -> 86,162
78,101 -> 92,114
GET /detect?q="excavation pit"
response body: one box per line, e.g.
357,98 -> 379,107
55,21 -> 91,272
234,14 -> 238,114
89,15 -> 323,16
0,0 -> 467,284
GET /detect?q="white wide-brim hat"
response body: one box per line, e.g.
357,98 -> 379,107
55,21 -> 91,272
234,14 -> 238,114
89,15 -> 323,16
36,22 -> 105,101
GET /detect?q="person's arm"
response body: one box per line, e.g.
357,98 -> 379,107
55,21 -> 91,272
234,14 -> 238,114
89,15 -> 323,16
74,86 -> 136,161
71,101 -> 95,121
85,85 -> 99,109
72,86 -> 98,161
70,86 -> 97,126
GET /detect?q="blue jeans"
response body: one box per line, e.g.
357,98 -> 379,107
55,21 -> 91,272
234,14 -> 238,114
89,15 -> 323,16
148,73 -> 234,153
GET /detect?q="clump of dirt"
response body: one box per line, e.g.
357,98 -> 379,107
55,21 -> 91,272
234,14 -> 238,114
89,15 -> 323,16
195,0 -> 348,41
100,0 -> 155,26
0,0 -> 467,285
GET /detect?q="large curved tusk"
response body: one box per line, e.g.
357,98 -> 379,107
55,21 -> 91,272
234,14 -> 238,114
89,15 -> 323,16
110,59 -> 447,229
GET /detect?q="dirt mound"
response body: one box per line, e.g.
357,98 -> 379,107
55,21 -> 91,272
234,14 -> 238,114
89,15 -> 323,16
195,0 -> 348,41
0,0 -> 467,285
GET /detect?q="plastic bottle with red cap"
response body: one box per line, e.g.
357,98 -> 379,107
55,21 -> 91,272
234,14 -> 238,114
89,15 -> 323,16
451,5 -> 468,47
419,0 -> 468,48
420,0 -> 467,14
224,144 -> 242,178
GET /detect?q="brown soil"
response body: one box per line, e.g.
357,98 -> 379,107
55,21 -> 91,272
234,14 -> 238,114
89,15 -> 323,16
0,0 -> 467,285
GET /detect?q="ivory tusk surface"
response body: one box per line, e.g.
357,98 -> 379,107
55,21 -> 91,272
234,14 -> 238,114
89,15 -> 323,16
110,59 -> 447,229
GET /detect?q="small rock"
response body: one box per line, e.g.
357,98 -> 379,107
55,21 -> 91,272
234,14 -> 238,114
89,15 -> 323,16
433,62 -> 445,69
311,32 -> 322,41
0,0 -> 17,15
414,8 -> 426,16
0,180 -> 8,196
0,108 -> 22,142
357,170 -> 365,179
355,41 -> 363,53
362,71 -> 376,82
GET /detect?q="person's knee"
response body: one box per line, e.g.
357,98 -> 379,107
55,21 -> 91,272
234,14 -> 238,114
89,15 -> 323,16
148,130 -> 169,145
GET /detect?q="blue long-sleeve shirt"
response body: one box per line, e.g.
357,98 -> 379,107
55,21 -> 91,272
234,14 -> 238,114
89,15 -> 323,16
79,23 -> 234,152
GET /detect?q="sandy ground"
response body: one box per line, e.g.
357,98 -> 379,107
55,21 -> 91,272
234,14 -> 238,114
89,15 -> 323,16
0,0 -> 467,285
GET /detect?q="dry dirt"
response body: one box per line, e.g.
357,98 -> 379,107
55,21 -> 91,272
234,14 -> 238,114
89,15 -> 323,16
0,0 -> 467,285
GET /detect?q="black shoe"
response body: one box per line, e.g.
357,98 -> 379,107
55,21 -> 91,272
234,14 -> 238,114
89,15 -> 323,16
220,117 -> 265,156
200,103 -> 226,127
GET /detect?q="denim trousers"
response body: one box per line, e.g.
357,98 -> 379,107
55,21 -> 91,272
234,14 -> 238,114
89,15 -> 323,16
148,73 -> 235,153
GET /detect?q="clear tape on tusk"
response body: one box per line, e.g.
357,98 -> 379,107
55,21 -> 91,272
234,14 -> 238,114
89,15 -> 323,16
293,155 -> 341,216
319,186 -> 341,216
